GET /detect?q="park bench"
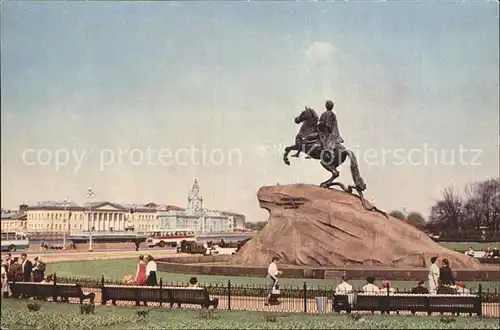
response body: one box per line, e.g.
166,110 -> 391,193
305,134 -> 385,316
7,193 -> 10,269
54,283 -> 95,304
101,285 -> 167,305
333,293 -> 482,316
101,285 -> 218,309
165,286 -> 218,309
9,282 -> 54,300
8,282 -> 94,304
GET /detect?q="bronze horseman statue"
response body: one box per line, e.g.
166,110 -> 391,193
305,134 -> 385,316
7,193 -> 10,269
283,100 -> 385,215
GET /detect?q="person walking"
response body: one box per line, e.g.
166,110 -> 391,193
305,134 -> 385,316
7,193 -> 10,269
265,256 -> 282,306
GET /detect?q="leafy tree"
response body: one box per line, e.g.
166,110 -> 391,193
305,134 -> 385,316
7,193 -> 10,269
406,212 -> 426,230
389,210 -> 406,221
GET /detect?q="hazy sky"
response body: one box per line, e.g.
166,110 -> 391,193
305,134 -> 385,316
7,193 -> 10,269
1,1 -> 499,222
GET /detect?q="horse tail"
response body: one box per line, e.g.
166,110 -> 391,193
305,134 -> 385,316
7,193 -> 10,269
346,150 -> 366,191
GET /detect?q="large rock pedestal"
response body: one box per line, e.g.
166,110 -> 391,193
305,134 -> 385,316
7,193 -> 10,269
230,184 -> 480,269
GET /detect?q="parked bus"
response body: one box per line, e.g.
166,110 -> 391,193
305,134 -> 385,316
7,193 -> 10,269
146,230 -> 196,248
1,231 -> 30,252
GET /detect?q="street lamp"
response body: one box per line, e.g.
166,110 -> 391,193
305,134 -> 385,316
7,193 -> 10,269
62,197 -> 70,250
85,187 -> 96,252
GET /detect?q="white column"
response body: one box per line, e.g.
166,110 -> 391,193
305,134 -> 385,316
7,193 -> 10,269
102,213 -> 107,231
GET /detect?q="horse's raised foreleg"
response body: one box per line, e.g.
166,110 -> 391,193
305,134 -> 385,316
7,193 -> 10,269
283,145 -> 298,166
319,154 -> 340,188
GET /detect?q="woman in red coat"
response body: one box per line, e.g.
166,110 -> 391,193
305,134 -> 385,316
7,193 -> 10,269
135,255 -> 147,285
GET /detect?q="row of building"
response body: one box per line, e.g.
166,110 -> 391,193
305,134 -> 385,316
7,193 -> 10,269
1,179 -> 246,234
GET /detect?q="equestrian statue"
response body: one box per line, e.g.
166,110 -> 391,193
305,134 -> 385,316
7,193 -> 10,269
283,100 -> 386,216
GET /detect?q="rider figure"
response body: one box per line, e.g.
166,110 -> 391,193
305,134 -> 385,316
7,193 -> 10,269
317,100 -> 344,150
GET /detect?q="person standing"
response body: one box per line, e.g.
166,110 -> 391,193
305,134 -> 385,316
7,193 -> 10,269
1,263 -> 8,298
135,255 -> 147,285
20,253 -> 33,282
32,257 -> 46,283
428,256 -> 440,294
439,258 -> 455,287
265,256 -> 282,306
146,255 -> 157,286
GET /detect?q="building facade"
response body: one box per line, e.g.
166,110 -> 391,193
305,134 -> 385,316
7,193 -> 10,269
16,180 -> 245,235
1,209 -> 27,232
156,179 -> 245,233
25,201 -> 158,234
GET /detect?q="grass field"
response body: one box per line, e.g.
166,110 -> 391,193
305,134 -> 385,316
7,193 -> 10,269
439,242 -> 500,251
47,259 -> 500,292
1,299 -> 498,329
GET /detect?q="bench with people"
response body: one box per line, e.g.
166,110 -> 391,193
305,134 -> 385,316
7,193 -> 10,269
332,256 -> 482,315
102,275 -> 218,309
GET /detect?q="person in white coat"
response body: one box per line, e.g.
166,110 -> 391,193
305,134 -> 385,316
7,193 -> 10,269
428,256 -> 440,294
335,276 -> 353,294
1,264 -> 8,298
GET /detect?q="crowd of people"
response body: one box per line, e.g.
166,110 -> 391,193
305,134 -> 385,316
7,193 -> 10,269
465,246 -> 499,258
1,253 -> 46,298
264,255 -> 471,307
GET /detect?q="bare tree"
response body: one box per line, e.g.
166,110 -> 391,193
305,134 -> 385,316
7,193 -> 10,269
428,178 -> 500,239
464,178 -> 500,235
429,186 -> 464,237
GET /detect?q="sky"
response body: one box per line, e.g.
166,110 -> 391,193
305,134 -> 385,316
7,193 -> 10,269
1,1 -> 499,222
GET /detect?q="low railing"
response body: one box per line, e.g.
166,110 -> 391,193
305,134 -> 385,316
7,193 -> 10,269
16,274 -> 494,316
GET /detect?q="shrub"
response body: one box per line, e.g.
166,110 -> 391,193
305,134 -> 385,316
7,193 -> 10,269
80,303 -> 95,315
440,315 -> 456,324
197,309 -> 219,319
136,310 -> 150,319
27,302 -> 41,312
264,313 -> 277,322
348,313 -> 363,322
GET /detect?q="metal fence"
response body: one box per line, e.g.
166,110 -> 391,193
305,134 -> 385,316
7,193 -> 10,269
38,273 -> 499,316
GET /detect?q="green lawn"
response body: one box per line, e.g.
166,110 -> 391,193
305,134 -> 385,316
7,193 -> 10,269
47,259 -> 500,292
1,299 -> 498,329
439,242 -> 500,251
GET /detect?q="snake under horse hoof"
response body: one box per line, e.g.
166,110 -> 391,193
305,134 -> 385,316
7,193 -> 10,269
325,182 -> 388,219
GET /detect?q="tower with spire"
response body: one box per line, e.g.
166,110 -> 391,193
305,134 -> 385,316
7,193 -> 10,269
187,179 -> 203,213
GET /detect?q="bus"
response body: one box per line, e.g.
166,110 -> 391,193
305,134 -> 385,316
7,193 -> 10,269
1,232 -> 30,252
146,230 -> 196,248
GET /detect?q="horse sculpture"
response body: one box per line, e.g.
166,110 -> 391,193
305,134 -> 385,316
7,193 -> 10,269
283,107 -> 386,216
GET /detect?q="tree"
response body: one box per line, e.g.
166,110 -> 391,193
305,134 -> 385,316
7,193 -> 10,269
389,210 -> 427,230
428,178 -> 500,240
389,210 -> 406,221
428,186 -> 464,237
406,212 -> 426,230
464,179 -> 500,231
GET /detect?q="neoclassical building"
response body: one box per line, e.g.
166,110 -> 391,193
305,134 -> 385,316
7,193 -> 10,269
25,201 -> 158,233
17,180 -> 245,235
156,179 -> 246,233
